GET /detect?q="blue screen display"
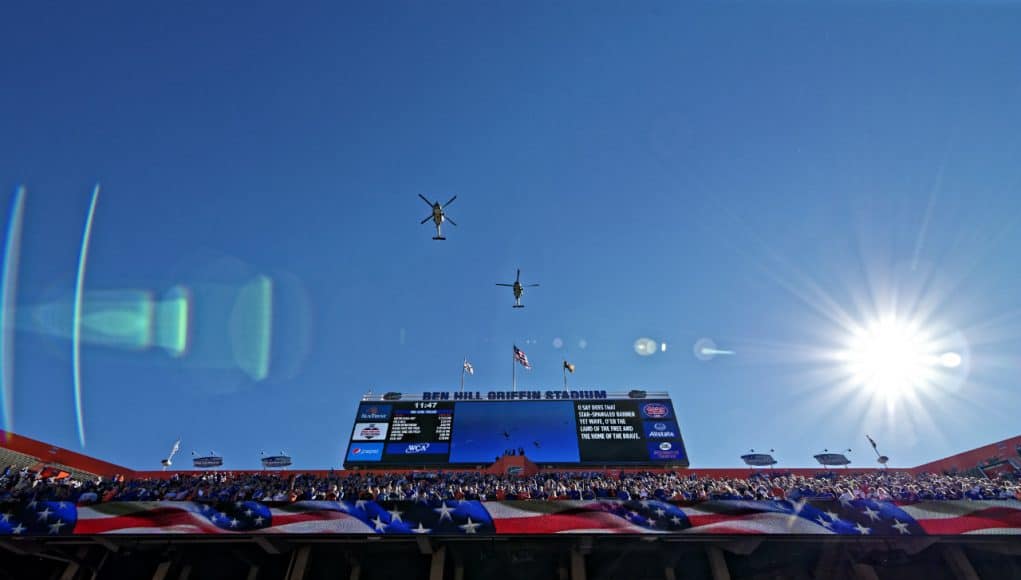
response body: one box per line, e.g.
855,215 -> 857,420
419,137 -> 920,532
448,401 -> 581,463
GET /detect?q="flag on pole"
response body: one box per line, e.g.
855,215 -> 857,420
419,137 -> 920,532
513,345 -> 532,369
563,360 -> 575,373
463,359 -> 474,375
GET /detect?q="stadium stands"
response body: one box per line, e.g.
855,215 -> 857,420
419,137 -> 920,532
3,468 -> 1021,504
2,433 -> 1020,579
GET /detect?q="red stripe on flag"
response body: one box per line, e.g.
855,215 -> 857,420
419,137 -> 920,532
917,507 -> 1021,535
75,508 -> 221,534
493,512 -> 641,534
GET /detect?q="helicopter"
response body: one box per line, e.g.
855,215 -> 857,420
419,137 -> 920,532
496,269 -> 539,308
418,194 -> 457,240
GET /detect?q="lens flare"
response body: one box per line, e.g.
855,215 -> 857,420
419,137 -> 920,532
21,288 -> 191,355
1,186 -> 26,436
693,338 -> 735,360
72,184 -> 100,447
633,337 -> 658,356
156,285 -> 191,357
229,275 -> 273,380
939,351 -> 962,369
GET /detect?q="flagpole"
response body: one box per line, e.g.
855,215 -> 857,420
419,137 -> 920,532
512,347 -> 516,392
460,356 -> 466,393
563,361 -> 567,390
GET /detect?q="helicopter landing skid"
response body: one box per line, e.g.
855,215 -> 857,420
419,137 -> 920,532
432,236 -> 446,240
513,304 -> 525,308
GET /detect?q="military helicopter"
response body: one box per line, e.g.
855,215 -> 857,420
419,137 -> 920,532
418,194 -> 457,240
496,269 -> 539,308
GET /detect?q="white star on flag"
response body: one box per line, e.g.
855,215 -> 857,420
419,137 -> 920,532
435,502 -> 455,521
892,519 -> 911,535
855,522 -> 871,535
372,516 -> 388,531
459,517 -> 481,534
862,506 -> 880,521
790,498 -> 807,514
412,522 -> 432,534
388,509 -> 403,522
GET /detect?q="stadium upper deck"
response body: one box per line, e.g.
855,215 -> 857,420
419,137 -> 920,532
3,429 -> 1020,580
2,428 -> 1019,481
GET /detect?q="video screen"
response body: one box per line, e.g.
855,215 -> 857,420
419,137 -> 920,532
344,398 -> 687,467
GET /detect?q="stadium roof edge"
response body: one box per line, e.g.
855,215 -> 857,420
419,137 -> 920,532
0,429 -> 131,477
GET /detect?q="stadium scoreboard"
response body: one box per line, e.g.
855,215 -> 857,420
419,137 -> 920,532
345,392 -> 688,467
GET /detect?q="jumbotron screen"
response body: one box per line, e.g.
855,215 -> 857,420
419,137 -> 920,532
344,392 -> 688,467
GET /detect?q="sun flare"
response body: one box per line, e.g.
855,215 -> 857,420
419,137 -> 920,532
839,317 -> 940,400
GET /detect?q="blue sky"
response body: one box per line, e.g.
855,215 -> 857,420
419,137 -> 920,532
2,1 -> 1021,470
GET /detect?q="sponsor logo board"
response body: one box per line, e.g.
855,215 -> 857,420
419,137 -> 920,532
385,442 -> 450,455
647,440 -> 684,460
357,405 -> 392,421
639,402 -> 673,419
644,420 -> 679,439
346,443 -> 384,462
353,422 -> 389,441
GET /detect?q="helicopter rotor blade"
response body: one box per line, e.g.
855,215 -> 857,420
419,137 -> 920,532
420,215 -> 432,224
418,194 -> 434,207
526,284 -> 540,287
443,195 -> 457,207
495,283 -> 514,287
516,269 -> 521,283
445,216 -> 457,226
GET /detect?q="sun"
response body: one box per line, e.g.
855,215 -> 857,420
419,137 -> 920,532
838,317 -> 940,400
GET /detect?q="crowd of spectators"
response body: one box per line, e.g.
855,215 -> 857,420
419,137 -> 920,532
3,465 -> 1019,505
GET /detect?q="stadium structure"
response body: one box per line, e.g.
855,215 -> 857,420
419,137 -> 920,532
1,391 -> 1020,580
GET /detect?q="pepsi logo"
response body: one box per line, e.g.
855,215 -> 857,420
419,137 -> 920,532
643,403 -> 669,418
352,447 -> 363,455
